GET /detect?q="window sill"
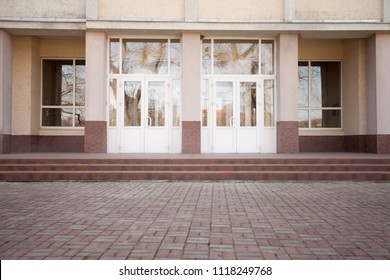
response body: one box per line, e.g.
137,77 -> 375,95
299,129 -> 344,136
39,128 -> 84,136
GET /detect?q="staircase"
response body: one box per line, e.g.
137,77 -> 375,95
1,156 -> 390,181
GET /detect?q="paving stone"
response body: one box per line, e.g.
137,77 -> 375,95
0,180 -> 389,260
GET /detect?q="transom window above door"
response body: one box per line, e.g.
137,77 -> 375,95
109,38 -> 181,75
202,39 -> 274,75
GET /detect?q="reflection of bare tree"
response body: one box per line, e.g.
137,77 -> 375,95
124,83 -> 142,126
122,40 -> 167,74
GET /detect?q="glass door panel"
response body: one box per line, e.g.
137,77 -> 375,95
124,81 -> 142,127
213,81 -> 236,153
215,81 -> 233,127
239,82 -> 256,127
148,81 -> 165,127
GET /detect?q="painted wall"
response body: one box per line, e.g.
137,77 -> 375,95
99,0 -> 184,19
295,0 -> 382,21
198,0 -> 283,20
85,31 -> 106,122
0,0 -> 85,19
12,36 -> 40,135
298,39 -> 344,60
182,33 -> 201,121
277,33 -> 298,122
0,31 -> 12,135
342,39 -> 367,136
39,38 -> 85,58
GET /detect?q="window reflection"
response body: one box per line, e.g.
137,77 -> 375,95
213,40 -> 259,75
264,80 -> 274,127
109,39 -> 120,74
148,81 -> 165,127
261,40 -> 274,75
124,81 -> 142,127
172,80 -> 181,127
122,39 -> 168,74
201,80 -> 209,127
202,40 -> 211,75
109,79 -> 117,127
216,82 -> 233,127
298,61 -> 309,108
240,82 -> 256,127
42,59 -> 85,128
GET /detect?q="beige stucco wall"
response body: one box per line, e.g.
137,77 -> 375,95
375,34 -> 390,134
39,38 -> 85,58
198,0 -> 284,20
0,31 -> 12,135
0,0 -> 85,19
277,33 -> 298,122
12,36 -> 40,135
99,0 -> 184,19
295,0 -> 382,21
182,33 -> 201,121
298,39 -> 344,60
342,39 -> 367,135
85,31 -> 106,122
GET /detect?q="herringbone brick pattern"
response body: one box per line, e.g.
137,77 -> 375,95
0,181 -> 389,260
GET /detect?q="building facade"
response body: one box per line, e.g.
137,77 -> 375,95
0,0 -> 390,154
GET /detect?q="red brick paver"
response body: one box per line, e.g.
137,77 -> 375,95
0,181 -> 389,260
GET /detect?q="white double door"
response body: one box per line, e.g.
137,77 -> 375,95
109,77 -> 181,153
205,78 -> 264,153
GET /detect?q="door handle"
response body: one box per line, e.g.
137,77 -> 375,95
230,116 -> 234,127
147,116 -> 152,126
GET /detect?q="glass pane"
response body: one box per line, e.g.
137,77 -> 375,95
122,39 -> 168,74
311,110 -> 341,128
214,40 -> 259,75
216,82 -> 233,127
75,60 -> 85,106
148,81 -> 165,127
42,108 -> 73,127
124,81 -> 142,127
298,61 -> 309,108
240,82 -> 256,127
310,62 -> 341,108
261,40 -> 274,75
201,80 -> 209,127
74,108 -> 85,127
60,62 -> 74,106
109,39 -> 120,74
264,80 -> 274,127
172,80 -> 181,126
42,60 -> 73,106
298,109 -> 309,128
109,79 -> 117,127
170,39 -> 181,75
202,39 -> 211,75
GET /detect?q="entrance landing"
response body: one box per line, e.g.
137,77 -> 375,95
0,153 -> 389,181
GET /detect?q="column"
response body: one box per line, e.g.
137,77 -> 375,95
366,33 -> 390,153
0,30 -> 12,153
343,39 -> 367,152
84,31 -> 107,153
181,33 -> 201,154
276,33 -> 299,153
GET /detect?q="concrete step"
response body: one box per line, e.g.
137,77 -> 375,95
1,170 -> 390,181
0,163 -> 389,172
1,156 -> 389,181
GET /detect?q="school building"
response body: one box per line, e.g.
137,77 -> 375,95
1,0 -> 390,154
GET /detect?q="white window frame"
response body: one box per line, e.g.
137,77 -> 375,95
298,60 -> 343,131
40,58 -> 86,129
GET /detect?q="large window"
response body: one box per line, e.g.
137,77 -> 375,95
109,38 -> 181,75
298,61 -> 341,129
202,39 -> 274,75
41,59 -> 85,127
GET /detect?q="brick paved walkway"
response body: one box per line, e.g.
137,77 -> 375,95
0,181 -> 389,260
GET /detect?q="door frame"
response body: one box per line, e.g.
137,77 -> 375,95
107,75 -> 181,153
